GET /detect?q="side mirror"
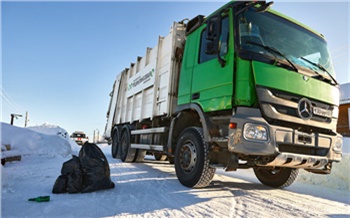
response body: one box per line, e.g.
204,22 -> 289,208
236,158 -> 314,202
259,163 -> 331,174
206,15 -> 221,40
205,15 -> 221,55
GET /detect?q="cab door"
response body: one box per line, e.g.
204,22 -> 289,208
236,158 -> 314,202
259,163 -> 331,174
191,15 -> 234,112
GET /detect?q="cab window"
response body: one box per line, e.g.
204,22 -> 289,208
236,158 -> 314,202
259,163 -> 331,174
199,16 -> 229,63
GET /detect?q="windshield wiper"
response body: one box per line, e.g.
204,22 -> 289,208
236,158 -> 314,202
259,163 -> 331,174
299,56 -> 338,85
246,41 -> 298,72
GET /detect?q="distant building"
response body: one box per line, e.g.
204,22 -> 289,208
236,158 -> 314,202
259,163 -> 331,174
337,83 -> 350,137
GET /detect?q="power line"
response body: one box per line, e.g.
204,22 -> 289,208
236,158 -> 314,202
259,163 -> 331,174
1,91 -> 22,112
330,44 -> 349,54
0,86 -> 24,113
332,52 -> 349,60
330,44 -> 350,60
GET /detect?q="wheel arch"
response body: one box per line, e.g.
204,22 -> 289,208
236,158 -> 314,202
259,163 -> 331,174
168,103 -> 214,155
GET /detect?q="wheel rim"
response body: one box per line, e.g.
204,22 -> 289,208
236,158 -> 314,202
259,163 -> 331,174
179,140 -> 197,174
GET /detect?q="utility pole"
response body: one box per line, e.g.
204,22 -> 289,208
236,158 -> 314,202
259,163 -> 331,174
24,111 -> 29,127
97,130 -> 100,143
93,129 -> 100,143
10,114 -> 22,125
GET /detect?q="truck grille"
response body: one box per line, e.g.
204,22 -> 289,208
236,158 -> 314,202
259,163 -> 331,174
272,89 -> 332,123
256,86 -> 338,132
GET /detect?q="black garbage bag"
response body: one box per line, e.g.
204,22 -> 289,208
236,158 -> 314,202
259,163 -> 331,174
63,155 -> 83,193
52,174 -> 68,194
79,142 -> 115,193
52,155 -> 83,194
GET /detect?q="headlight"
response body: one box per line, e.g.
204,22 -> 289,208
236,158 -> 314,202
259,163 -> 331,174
243,123 -> 268,141
333,135 -> 343,153
332,106 -> 339,118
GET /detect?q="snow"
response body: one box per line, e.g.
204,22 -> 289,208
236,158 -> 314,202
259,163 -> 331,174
1,123 -> 350,217
0,122 -> 79,157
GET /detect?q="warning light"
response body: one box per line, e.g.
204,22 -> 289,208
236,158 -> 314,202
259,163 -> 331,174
229,123 -> 237,129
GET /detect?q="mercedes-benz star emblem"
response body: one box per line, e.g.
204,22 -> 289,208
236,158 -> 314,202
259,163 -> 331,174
297,98 -> 313,120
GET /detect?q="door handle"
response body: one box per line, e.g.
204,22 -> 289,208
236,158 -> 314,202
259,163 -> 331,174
191,93 -> 200,100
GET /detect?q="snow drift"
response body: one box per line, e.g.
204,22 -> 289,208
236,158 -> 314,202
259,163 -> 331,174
1,122 -> 74,157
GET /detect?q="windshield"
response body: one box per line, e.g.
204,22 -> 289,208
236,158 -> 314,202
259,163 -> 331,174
237,8 -> 336,78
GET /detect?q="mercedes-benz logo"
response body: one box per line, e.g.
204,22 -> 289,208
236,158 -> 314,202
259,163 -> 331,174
297,98 -> 313,120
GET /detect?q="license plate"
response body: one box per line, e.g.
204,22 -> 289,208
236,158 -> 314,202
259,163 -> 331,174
313,107 -> 332,118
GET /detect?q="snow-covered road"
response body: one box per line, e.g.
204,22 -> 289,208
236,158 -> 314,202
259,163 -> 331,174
2,143 -> 349,217
1,123 -> 349,217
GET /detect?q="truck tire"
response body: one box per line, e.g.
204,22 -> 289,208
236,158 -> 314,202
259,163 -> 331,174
111,128 -> 120,158
253,167 -> 299,188
120,128 -> 137,163
174,127 -> 216,188
167,156 -> 174,164
134,150 -> 146,162
154,154 -> 167,161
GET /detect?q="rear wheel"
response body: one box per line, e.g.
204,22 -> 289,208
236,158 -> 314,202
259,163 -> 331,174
154,154 -> 167,161
174,127 -> 215,188
134,150 -> 146,162
253,167 -> 299,188
120,126 -> 137,162
167,156 -> 174,164
111,128 -> 120,158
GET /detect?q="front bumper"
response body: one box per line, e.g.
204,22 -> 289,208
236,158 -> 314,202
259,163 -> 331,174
227,107 -> 342,169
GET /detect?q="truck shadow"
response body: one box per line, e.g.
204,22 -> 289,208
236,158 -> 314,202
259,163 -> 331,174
105,158 -> 274,217
104,152 -> 350,216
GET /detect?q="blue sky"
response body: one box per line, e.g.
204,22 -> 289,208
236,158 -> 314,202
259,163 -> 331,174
1,1 -> 349,140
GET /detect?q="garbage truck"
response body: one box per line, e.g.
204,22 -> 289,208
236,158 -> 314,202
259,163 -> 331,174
104,1 -> 343,188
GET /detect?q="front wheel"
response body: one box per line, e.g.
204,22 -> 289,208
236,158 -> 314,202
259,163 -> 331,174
253,167 -> 299,188
174,127 -> 215,188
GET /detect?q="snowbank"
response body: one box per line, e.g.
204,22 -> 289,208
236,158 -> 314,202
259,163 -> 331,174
0,122 -> 74,157
27,122 -> 70,139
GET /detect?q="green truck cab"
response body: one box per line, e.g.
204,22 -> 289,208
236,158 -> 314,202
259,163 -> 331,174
175,1 -> 342,188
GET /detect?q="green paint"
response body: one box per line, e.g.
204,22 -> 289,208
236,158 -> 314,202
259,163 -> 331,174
252,61 -> 339,105
177,1 -> 338,114
234,59 -> 257,106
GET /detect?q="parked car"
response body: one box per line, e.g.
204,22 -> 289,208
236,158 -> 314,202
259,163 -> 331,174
70,131 -> 89,145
